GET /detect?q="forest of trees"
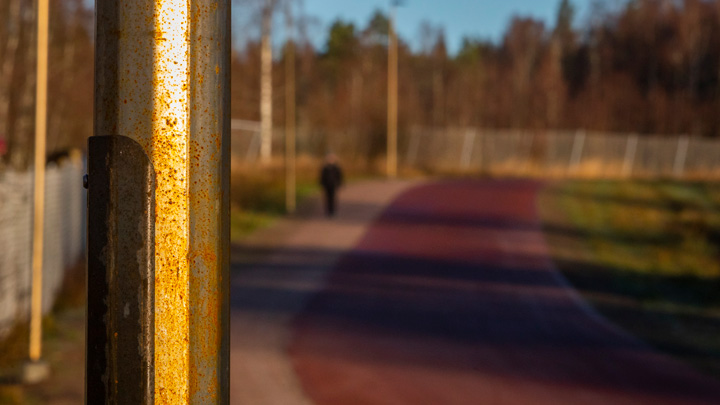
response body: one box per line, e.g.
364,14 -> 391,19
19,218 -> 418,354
235,0 -> 720,157
3,0 -> 720,168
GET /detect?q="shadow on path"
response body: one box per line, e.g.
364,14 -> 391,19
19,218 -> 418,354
229,180 -> 417,405
288,179 -> 720,405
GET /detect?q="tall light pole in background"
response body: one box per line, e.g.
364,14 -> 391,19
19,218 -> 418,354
24,0 -> 50,383
387,0 -> 402,178
285,2 -> 297,214
260,0 -> 275,164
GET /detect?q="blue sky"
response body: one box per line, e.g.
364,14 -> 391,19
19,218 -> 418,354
300,0 -> 595,54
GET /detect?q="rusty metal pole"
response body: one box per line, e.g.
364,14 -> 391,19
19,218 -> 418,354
88,0 -> 230,403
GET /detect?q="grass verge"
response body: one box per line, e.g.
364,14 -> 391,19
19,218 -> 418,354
230,158 -> 321,242
539,179 -> 720,378
0,260 -> 86,404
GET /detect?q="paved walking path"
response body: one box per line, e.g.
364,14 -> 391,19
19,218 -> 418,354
229,180 -> 417,404
231,179 -> 720,405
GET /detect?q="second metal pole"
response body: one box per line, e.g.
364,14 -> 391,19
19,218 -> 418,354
387,3 -> 399,178
285,4 -> 296,214
28,0 -> 49,370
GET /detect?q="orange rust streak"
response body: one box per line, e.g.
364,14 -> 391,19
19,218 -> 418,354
153,0 -> 190,403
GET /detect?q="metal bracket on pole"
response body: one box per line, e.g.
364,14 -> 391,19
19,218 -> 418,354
86,135 -> 155,404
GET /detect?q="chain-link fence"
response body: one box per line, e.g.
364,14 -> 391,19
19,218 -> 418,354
231,120 -> 387,167
0,157 -> 85,339
232,124 -> 720,178
403,128 -> 720,178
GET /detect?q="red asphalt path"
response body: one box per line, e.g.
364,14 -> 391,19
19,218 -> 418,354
289,180 -> 720,405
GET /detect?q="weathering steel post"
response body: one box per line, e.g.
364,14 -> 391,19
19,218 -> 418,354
90,0 -> 230,403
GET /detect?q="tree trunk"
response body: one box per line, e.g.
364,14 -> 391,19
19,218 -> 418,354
0,0 -> 22,145
10,1 -> 35,170
48,23 -> 76,154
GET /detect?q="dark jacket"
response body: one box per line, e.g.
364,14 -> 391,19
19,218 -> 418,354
320,163 -> 343,190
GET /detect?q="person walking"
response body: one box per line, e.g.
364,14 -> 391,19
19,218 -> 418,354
319,153 -> 343,217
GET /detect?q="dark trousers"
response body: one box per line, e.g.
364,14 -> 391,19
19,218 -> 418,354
323,187 -> 337,217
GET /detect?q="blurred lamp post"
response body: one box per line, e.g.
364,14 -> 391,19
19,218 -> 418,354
24,0 -> 50,384
285,3 -> 297,214
260,0 -> 274,164
387,0 -> 403,179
